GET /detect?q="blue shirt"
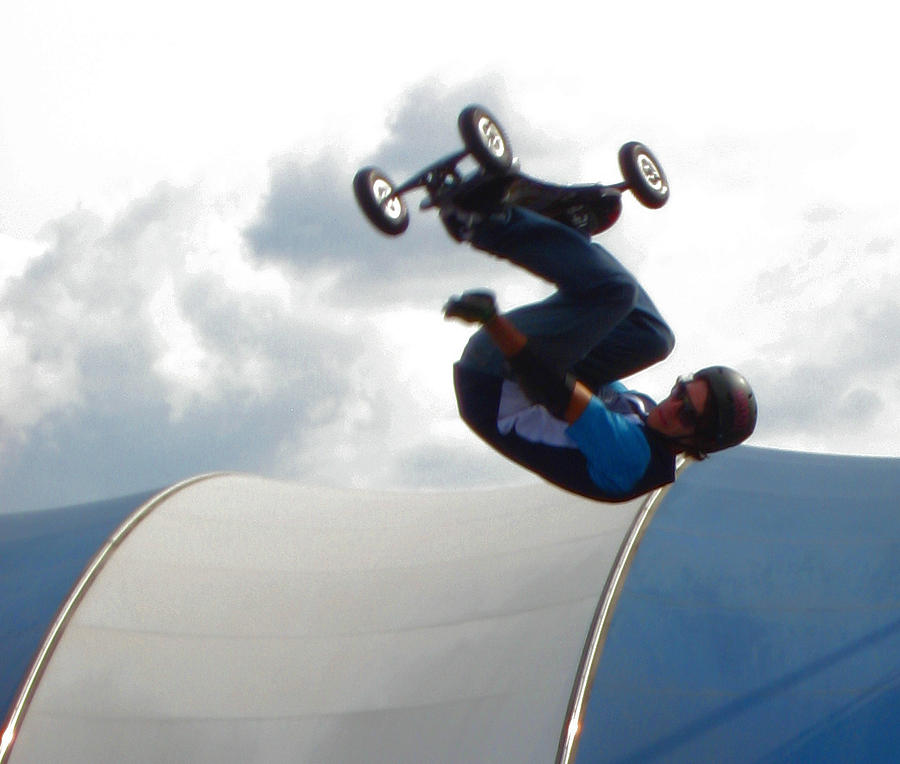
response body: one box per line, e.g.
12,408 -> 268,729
566,395 -> 652,495
565,382 -> 675,500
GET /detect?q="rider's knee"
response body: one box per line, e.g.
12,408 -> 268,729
650,322 -> 676,363
584,275 -> 640,313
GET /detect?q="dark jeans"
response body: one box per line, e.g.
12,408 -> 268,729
459,207 -> 675,387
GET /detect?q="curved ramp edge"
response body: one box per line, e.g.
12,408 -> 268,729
1,474 -> 226,763
558,457 -> 690,763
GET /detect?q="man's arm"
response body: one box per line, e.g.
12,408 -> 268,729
445,291 -> 592,424
480,315 -> 592,423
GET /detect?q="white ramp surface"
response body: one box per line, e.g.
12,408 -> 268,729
10,475 -> 642,763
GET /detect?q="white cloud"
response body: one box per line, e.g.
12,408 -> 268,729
2,7 -> 900,509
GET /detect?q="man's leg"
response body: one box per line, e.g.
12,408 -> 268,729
469,207 -> 633,298
459,207 -> 662,378
571,293 -> 676,388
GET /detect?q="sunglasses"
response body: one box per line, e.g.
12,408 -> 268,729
673,376 -> 701,429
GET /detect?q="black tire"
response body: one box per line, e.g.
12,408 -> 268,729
353,167 -> 410,235
458,105 -> 513,173
618,142 -> 669,209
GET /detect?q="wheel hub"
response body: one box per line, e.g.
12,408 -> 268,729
477,117 -> 506,158
637,154 -> 667,193
373,179 -> 404,219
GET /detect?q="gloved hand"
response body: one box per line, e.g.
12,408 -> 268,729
443,290 -> 498,325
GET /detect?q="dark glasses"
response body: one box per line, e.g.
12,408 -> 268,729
673,376 -> 700,429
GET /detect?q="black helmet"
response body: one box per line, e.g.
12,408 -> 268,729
691,366 -> 757,453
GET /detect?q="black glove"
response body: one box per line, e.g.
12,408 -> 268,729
443,290 -> 498,325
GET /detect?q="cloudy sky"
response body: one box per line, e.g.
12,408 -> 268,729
1,0 -> 897,512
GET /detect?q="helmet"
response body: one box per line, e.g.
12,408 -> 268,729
691,366 -> 757,453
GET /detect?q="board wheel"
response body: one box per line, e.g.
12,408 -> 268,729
458,105 -> 513,173
353,167 -> 410,235
618,142 -> 669,209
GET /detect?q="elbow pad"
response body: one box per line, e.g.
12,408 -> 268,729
507,346 -> 576,419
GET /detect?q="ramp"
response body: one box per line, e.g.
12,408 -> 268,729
3,447 -> 900,762
2,476 -> 646,763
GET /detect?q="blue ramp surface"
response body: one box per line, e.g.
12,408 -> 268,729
0,490 -> 157,725
577,446 -> 900,763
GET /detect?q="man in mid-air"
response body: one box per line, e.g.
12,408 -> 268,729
442,201 -> 757,502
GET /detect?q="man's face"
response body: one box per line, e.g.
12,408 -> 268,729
646,376 -> 710,439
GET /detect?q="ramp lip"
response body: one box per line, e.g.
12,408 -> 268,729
0,472 -> 229,763
556,458 -> 691,764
